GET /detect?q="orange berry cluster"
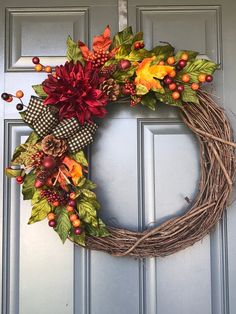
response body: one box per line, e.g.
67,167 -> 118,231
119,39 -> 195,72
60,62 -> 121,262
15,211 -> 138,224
32,56 -> 52,73
85,49 -> 109,67
161,53 -> 213,100
46,191 -> 82,235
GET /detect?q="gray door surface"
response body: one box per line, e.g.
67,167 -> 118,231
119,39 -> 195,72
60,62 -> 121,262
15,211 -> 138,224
1,0 -> 236,314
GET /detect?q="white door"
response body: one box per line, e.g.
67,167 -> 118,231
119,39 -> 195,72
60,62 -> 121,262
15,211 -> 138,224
1,0 -> 236,314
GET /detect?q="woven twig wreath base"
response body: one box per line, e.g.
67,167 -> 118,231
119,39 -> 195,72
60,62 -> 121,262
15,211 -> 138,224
74,91 -> 236,258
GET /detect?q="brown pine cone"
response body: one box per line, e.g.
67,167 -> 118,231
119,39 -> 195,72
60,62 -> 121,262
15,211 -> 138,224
100,78 -> 120,101
42,134 -> 67,157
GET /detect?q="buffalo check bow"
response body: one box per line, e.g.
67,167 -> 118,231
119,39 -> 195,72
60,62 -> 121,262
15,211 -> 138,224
24,96 -> 98,152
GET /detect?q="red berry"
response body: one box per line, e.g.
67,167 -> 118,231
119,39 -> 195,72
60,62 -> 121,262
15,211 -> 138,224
134,42 -> 141,50
139,42 -> 145,49
74,227 -> 82,235
34,179 -> 44,188
164,76 -> 173,85
178,60 -> 187,68
68,199 -> 76,207
118,60 -> 131,70
48,220 -> 56,227
32,57 -> 40,64
42,156 -> 56,170
16,176 -> 24,184
177,85 -> 185,92
6,96 -> 13,102
206,75 -> 213,82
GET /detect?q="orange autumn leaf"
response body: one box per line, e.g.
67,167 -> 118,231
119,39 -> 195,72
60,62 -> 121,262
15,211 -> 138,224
92,25 -> 112,52
134,57 -> 174,95
62,156 -> 83,185
78,25 -> 112,59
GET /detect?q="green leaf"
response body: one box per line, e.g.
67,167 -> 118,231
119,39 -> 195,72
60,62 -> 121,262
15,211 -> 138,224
77,199 -> 98,228
141,93 -> 157,111
31,190 -> 41,206
132,32 -> 143,43
115,45 -> 132,60
81,189 -> 97,199
66,36 -> 84,64
5,168 -> 22,178
112,26 -> 133,47
86,218 -> 110,237
155,90 -> 183,107
70,151 -> 88,167
70,232 -> 86,246
22,172 -> 36,200
32,84 -> 47,99
11,144 -> 27,163
19,111 -> 26,121
11,132 -> 40,165
127,49 -> 152,62
83,179 -> 97,190
177,59 -> 218,83
28,198 -> 52,224
181,85 -> 199,104
25,131 -> 40,145
76,177 -> 87,188
174,50 -> 199,62
151,44 -> 174,59
136,84 -> 149,96
54,208 -> 71,243
113,66 -> 135,82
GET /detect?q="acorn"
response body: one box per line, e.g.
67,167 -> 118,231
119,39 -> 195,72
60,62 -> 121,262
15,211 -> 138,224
42,156 -> 56,170
118,60 -> 131,71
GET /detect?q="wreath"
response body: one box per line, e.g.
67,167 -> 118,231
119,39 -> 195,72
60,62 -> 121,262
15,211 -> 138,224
3,26 -> 236,258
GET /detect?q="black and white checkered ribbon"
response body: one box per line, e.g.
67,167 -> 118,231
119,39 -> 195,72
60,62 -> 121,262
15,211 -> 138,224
24,96 -> 98,151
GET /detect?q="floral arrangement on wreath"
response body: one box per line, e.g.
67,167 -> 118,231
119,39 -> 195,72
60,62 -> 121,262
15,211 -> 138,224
2,26 -> 218,247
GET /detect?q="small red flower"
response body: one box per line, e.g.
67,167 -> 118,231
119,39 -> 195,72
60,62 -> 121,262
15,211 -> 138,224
42,61 -> 108,124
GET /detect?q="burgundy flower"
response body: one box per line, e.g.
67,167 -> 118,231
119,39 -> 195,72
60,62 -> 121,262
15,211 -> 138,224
42,61 -> 108,124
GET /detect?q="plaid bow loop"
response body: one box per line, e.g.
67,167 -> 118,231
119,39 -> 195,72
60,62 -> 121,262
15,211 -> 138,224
24,96 -> 98,151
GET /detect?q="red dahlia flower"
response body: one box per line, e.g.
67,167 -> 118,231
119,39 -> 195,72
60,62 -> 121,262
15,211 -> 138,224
42,61 -> 108,124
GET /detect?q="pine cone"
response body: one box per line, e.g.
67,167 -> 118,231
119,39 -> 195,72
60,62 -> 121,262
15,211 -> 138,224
42,134 -> 67,157
100,78 -> 120,101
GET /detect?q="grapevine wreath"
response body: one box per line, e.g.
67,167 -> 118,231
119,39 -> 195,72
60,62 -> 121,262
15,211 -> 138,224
3,26 -> 236,258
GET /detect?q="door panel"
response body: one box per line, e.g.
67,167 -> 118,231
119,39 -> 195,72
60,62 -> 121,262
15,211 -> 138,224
1,0 -> 236,314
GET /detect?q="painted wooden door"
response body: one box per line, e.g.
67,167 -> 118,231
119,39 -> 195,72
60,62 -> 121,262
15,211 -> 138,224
1,0 -> 236,314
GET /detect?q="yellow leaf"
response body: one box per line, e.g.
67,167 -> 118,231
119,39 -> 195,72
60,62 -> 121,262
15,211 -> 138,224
134,57 -> 174,95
